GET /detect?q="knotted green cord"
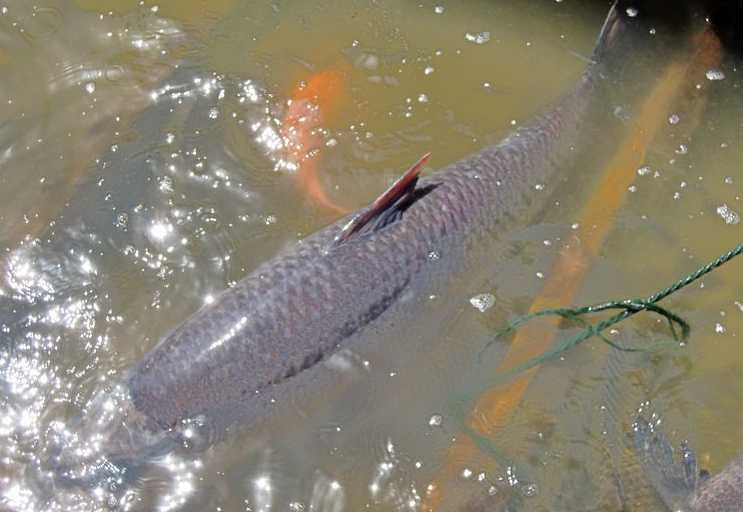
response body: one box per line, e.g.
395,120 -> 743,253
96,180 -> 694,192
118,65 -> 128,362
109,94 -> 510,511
482,242 -> 743,378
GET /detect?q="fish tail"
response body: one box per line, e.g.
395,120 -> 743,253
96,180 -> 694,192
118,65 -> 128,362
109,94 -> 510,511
589,1 -> 653,71
590,0 -> 703,76
300,158 -> 348,214
590,1 -> 623,63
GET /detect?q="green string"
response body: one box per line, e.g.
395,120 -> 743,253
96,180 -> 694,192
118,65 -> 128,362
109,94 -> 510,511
480,242 -> 743,379
453,243 -> 743,477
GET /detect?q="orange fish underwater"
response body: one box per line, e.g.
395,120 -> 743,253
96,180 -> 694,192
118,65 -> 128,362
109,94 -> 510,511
281,65 -> 349,214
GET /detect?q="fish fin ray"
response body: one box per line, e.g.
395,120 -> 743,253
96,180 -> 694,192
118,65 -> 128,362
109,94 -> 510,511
333,152 -> 431,244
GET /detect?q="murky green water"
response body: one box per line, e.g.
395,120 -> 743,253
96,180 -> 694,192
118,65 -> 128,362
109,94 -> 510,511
1,1 -> 742,511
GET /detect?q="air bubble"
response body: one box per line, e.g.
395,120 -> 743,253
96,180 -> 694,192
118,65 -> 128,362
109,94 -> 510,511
469,293 -> 495,312
520,483 -> 538,498
716,204 -> 740,225
706,69 -> 726,81
465,31 -> 490,45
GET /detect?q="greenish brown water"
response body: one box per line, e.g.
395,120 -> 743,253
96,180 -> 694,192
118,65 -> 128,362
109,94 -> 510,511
1,1 -> 742,511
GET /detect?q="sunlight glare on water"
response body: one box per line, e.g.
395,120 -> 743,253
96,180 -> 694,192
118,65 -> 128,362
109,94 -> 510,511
1,0 -> 743,511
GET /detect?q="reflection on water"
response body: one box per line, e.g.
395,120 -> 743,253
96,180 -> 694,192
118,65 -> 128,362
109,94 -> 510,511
1,0 -> 743,511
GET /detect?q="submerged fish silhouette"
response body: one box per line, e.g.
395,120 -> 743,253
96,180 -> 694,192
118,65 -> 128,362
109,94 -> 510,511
634,405 -> 743,512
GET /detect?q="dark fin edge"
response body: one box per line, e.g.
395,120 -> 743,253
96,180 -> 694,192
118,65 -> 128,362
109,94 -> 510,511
333,152 -> 430,245
591,2 -> 621,64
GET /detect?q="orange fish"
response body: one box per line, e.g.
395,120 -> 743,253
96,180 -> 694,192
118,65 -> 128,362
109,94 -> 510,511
281,65 -> 349,214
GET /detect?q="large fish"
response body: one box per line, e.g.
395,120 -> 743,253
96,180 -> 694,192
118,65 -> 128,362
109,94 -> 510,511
125,3 -> 625,447
634,405 -> 743,511
54,1 -> 645,481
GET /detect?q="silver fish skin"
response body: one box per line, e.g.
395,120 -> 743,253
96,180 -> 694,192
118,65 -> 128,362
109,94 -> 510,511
634,410 -> 743,512
125,4 -> 626,442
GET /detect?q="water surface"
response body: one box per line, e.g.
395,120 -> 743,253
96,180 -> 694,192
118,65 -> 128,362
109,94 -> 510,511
1,1 -> 742,511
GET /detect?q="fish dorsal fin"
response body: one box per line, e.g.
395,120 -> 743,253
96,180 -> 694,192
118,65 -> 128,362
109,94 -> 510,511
333,153 -> 430,245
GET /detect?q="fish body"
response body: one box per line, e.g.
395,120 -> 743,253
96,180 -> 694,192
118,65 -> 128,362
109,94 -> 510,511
128,80 -> 596,435
124,4 -> 627,444
634,408 -> 743,511
125,7 -> 622,440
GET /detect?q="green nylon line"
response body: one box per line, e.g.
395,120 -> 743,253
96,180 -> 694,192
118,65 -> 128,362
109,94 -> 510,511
454,243 -> 743,461
455,244 -> 743,461
482,242 -> 743,380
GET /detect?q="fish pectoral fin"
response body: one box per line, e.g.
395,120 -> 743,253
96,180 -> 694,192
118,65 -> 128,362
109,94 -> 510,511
333,152 -> 431,245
